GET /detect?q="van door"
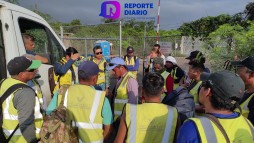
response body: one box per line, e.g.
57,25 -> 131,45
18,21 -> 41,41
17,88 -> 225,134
0,20 -> 7,80
11,11 -> 65,107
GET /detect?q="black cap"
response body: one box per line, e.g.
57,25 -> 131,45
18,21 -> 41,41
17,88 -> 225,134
201,70 -> 245,104
186,50 -> 203,60
7,56 -> 41,75
231,56 -> 254,71
127,46 -> 134,53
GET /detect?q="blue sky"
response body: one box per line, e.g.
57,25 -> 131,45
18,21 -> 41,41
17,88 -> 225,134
19,0 -> 252,30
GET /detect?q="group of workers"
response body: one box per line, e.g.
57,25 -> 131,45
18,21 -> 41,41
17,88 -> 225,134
1,34 -> 254,143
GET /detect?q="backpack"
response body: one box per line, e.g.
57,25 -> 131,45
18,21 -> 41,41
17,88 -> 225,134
0,79 -> 32,143
39,85 -> 78,143
162,86 -> 195,123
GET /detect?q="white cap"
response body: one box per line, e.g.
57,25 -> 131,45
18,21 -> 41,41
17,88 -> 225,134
166,56 -> 177,65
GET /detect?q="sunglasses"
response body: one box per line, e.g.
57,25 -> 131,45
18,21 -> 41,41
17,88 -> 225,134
95,52 -> 102,55
25,69 -> 36,72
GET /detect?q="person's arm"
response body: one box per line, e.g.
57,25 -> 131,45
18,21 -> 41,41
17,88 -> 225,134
115,109 -> 127,143
13,88 -> 37,142
102,97 -> 113,141
126,58 -> 139,71
54,59 -> 75,75
247,96 -> 254,125
34,55 -> 48,63
127,78 -> 139,104
176,120 -> 200,143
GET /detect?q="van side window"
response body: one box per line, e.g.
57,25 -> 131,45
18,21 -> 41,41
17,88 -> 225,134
0,20 -> 7,80
18,18 -> 64,64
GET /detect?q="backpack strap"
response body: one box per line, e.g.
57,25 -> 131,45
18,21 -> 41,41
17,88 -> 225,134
0,79 -> 32,142
205,114 -> 230,143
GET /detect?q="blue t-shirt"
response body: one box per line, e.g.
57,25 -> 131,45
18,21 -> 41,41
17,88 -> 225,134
177,112 -> 239,143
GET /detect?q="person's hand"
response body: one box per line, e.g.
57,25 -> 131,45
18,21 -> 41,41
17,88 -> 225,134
71,53 -> 80,61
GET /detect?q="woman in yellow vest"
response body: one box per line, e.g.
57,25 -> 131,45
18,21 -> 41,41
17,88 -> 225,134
115,73 -> 179,143
53,47 -> 80,93
1,56 -> 42,143
177,71 -> 254,143
87,45 -> 109,91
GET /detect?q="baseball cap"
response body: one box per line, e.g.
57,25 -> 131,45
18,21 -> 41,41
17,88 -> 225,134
127,46 -> 134,53
7,56 -> 41,75
166,56 -> 177,65
201,70 -> 245,104
231,56 -> 254,71
186,50 -> 203,60
78,61 -> 99,76
106,57 -> 126,71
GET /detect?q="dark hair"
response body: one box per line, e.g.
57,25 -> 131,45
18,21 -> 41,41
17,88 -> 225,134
78,70 -> 94,81
151,47 -> 162,57
154,44 -> 160,49
203,84 -> 240,111
189,61 -> 205,72
142,73 -> 164,96
22,33 -> 35,42
93,45 -> 102,53
65,47 -> 78,57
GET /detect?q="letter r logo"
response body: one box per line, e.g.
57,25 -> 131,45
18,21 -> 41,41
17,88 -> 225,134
99,1 -> 121,19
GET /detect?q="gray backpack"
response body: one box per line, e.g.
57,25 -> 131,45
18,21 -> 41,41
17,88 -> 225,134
162,86 -> 195,124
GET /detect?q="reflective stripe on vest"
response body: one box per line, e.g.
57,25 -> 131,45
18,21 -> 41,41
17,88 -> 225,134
126,103 -> 178,143
114,73 -> 134,118
79,139 -> 103,143
3,127 -> 41,136
189,115 -> 254,143
129,105 -> 175,143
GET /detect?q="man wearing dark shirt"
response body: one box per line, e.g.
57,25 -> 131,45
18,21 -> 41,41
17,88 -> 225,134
231,55 -> 254,125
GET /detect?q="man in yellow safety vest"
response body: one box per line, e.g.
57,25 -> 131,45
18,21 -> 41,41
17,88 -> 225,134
177,70 -> 254,143
115,73 -> 179,143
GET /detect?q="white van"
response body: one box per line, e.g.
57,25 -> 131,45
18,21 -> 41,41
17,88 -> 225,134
0,1 -> 66,106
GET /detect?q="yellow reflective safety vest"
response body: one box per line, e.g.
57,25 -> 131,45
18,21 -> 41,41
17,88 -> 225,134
64,84 -> 105,143
239,93 -> 254,118
161,71 -> 170,100
189,80 -> 202,105
170,67 -> 179,90
125,103 -> 178,143
53,57 -> 76,93
1,78 -> 43,143
89,56 -> 106,85
124,55 -> 138,79
189,115 -> 254,143
114,72 -> 135,120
